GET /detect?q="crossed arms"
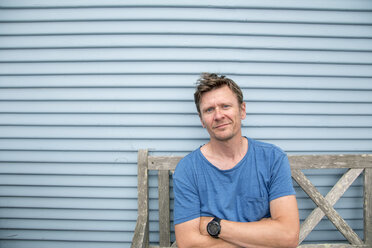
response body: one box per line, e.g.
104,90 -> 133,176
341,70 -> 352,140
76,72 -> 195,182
175,195 -> 300,248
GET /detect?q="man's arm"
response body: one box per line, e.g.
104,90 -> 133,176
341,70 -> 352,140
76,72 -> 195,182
175,217 -> 240,248
199,195 -> 300,248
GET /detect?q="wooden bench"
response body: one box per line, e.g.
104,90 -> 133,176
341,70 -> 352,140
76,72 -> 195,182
131,149 -> 372,248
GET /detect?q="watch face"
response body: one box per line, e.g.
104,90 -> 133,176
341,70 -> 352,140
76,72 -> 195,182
209,222 -> 219,234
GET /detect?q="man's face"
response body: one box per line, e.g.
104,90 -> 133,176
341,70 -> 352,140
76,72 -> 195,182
199,85 -> 246,142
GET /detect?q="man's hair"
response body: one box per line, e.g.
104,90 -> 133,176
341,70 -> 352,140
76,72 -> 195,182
194,73 -> 244,115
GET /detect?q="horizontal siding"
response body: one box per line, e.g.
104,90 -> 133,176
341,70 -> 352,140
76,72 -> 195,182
1,139 -> 371,153
0,1 -> 371,247
1,63 -> 372,76
1,114 -> 372,127
1,140 -> 372,153
1,8 -> 372,24
0,0 -> 372,9
1,127 -> 372,141
1,102 -> 372,115
1,75 -> 372,89
1,88 -> 372,101
2,49 -> 372,64
1,22 -> 372,37
2,36 -> 372,51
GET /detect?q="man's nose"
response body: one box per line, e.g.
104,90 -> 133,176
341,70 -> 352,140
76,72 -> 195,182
214,107 -> 223,119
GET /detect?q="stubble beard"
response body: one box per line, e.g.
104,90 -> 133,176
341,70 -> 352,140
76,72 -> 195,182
210,124 -> 238,142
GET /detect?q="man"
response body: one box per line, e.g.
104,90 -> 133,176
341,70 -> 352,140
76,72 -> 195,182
173,73 -> 299,248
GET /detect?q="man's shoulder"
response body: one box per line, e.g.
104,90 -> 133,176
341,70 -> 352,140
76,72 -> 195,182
179,147 -> 201,164
174,148 -> 201,176
249,138 -> 286,156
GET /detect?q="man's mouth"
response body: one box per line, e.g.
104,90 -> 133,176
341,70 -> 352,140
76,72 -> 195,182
213,123 -> 230,129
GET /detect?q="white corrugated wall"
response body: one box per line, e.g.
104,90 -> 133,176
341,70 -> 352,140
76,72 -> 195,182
0,1 -> 371,247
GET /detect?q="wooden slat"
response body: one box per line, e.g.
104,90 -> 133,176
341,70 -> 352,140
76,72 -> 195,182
148,154 -> 372,171
299,168 -> 364,243
136,149 -> 149,248
158,170 -> 171,247
292,169 -> 363,245
149,246 -> 174,248
298,245 -> 369,248
148,156 -> 182,171
131,214 -> 149,248
289,154 -> 372,169
150,243 -> 370,248
364,168 -> 372,245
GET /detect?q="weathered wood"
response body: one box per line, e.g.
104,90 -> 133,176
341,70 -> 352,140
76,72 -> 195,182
364,168 -> 372,245
148,156 -> 181,171
137,150 -> 149,215
299,169 -> 364,244
292,169 -> 363,245
158,170 -> 171,247
132,149 -> 149,248
148,241 -> 177,248
289,154 -> 372,170
298,245 -> 369,248
149,246 -> 174,248
148,154 -> 372,171
131,214 -> 149,248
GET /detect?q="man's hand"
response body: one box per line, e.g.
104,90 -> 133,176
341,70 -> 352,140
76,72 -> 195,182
199,216 -> 214,236
217,195 -> 299,248
175,217 -> 240,248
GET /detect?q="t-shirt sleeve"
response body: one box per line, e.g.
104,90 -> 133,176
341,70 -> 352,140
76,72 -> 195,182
173,158 -> 201,225
268,151 -> 296,202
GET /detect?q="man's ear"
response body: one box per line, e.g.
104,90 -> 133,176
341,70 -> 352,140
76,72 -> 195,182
240,102 -> 247,120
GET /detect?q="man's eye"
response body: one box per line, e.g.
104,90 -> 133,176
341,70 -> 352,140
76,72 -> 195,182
223,105 -> 230,108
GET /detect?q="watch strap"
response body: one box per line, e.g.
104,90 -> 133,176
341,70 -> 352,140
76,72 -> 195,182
213,216 -> 221,224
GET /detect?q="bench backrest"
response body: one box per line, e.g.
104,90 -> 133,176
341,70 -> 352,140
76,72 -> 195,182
137,149 -> 372,247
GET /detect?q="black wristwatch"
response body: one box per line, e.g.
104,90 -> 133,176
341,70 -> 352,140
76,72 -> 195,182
207,217 -> 221,238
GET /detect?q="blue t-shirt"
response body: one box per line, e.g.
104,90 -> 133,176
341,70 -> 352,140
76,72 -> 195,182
173,137 -> 295,225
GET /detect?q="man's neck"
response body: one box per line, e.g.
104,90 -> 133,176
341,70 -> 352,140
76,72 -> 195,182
202,135 -> 248,170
